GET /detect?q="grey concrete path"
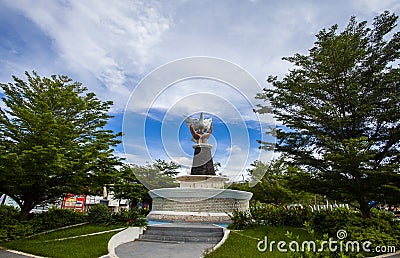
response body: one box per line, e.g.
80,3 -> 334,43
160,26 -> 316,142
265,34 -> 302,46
115,241 -> 214,258
0,249 -> 31,258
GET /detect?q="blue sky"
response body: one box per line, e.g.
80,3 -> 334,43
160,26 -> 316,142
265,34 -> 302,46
1,0 -> 399,181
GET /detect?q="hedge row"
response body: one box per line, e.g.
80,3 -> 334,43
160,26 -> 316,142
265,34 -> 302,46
0,204 -> 148,243
0,205 -> 87,243
228,203 -> 400,256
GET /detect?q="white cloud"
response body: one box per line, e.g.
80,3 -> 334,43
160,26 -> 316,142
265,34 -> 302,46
3,0 -> 171,110
4,0 -> 397,114
226,145 -> 242,154
351,0 -> 400,16
2,0 -> 399,178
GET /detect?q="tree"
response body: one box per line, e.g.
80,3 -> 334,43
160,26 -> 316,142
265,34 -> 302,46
0,72 -> 122,220
231,158 -> 313,205
256,12 -> 400,218
111,160 -> 180,207
152,159 -> 180,178
110,164 -> 149,204
135,160 -> 179,189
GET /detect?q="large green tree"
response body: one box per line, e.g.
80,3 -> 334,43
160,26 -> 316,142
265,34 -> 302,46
111,159 -> 180,203
134,160 -> 180,190
231,158 -> 313,205
256,12 -> 400,218
111,164 -> 149,204
0,72 -> 122,220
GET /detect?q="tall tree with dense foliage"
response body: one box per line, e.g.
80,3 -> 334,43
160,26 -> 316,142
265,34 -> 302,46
230,158 -> 313,205
0,72 -> 122,220
256,12 -> 400,218
111,164 -> 149,204
134,160 -> 180,190
152,159 -> 180,178
112,159 -> 180,204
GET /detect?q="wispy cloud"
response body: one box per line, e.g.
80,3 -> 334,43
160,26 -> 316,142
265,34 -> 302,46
1,0 -> 398,178
2,0 -> 171,110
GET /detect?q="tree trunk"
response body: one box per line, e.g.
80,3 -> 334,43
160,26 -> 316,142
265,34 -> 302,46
358,199 -> 372,219
19,201 -> 34,221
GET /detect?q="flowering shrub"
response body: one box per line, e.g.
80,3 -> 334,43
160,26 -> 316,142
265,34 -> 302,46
250,202 -> 310,227
227,209 -> 253,230
111,208 -> 147,227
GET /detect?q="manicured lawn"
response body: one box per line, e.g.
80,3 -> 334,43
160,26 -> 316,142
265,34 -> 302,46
1,224 -> 125,258
205,225 -> 313,258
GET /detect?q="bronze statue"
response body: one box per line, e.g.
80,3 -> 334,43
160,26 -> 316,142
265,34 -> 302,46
184,112 -> 213,143
189,123 -> 213,144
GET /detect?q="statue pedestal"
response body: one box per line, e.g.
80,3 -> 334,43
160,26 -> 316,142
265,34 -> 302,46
191,144 -> 215,175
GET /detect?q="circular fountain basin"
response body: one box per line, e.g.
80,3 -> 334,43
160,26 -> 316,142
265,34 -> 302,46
147,188 -> 252,223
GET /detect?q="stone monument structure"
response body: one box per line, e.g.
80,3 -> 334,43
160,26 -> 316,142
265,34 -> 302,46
147,113 -> 252,223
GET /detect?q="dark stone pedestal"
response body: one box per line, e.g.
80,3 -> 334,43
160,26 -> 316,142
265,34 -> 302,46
191,144 -> 215,175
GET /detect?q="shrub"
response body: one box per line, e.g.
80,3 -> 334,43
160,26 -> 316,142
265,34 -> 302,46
250,202 -> 310,227
0,222 -> 34,243
87,205 -> 147,227
305,208 -> 400,255
87,204 -> 112,224
112,208 -> 147,227
305,208 -> 354,235
227,209 -> 253,230
228,203 -> 312,230
0,205 -> 32,242
125,208 -> 147,227
29,207 -> 87,233
0,205 -> 20,225
111,208 -> 147,227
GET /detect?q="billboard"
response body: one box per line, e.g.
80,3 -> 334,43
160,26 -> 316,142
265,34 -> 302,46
62,194 -> 86,212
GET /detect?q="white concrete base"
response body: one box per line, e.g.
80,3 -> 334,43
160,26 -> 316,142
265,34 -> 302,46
176,175 -> 228,189
107,227 -> 144,258
147,210 -> 232,223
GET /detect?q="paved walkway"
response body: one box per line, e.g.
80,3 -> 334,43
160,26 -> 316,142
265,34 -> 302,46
0,249 -> 32,257
115,241 -> 215,258
114,223 -> 219,258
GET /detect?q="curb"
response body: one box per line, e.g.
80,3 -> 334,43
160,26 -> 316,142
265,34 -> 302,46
106,227 -> 145,258
201,226 -> 230,257
374,251 -> 400,258
0,247 -> 44,258
26,222 -> 89,239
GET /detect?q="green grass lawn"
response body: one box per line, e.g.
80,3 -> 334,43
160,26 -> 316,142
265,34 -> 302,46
1,224 -> 125,258
205,225 -> 313,258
